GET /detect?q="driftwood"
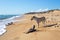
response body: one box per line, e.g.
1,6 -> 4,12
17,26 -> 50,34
6,22 -> 13,26
8,22 -> 13,25
26,25 -> 36,34
43,23 -> 58,27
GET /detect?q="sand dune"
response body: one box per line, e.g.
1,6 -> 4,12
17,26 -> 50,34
0,10 -> 60,40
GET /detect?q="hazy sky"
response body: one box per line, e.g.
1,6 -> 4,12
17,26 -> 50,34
0,0 -> 60,15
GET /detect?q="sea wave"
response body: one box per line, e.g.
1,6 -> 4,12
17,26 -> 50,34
0,15 -> 21,36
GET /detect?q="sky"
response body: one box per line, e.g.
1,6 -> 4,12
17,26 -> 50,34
0,0 -> 60,15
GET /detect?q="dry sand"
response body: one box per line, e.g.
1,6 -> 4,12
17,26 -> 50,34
0,10 -> 60,40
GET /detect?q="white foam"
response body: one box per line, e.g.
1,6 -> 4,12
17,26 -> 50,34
0,29 -> 6,35
0,15 -> 21,36
0,25 -> 6,29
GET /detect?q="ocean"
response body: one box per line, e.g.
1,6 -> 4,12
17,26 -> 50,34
0,15 -> 21,36
0,15 -> 17,20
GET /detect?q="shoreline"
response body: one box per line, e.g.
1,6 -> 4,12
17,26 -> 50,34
0,15 -> 22,36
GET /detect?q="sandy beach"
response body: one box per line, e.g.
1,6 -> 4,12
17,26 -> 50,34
0,10 -> 60,40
